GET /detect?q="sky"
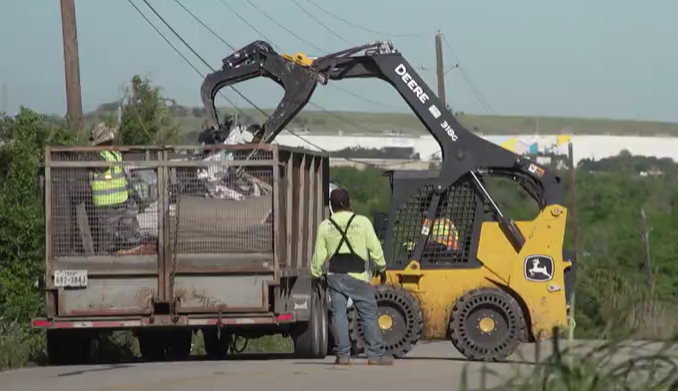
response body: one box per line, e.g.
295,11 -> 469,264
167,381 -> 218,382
0,0 -> 676,122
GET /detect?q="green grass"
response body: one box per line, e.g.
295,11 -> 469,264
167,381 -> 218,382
460,330 -> 678,391
83,107 -> 678,138
0,320 -> 44,370
190,332 -> 293,356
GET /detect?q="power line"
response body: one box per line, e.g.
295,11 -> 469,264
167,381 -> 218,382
440,32 -> 495,114
459,66 -> 494,114
302,0 -> 426,38
131,0 -> 380,167
171,0 -> 235,50
133,0 -> 423,168
213,0 -> 278,50
236,0 -> 399,132
240,0 -> 325,53
289,0 -> 353,46
329,85 -> 404,110
215,0 -> 415,113
235,0 -> 429,160
127,0 -> 241,112
138,0 -> 268,118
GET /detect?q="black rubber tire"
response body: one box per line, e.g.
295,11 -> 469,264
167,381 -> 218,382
138,330 -> 166,362
292,289 -> 329,359
138,329 -> 193,361
448,288 -> 527,362
46,329 -> 92,366
203,328 -> 231,359
350,285 -> 424,358
167,329 -> 193,360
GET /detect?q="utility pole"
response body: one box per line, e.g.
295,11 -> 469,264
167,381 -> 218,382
60,0 -> 84,137
434,31 -> 446,109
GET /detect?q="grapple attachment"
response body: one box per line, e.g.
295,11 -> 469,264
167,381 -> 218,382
200,41 -> 319,144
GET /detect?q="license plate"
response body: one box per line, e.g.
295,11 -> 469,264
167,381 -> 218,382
54,270 -> 88,288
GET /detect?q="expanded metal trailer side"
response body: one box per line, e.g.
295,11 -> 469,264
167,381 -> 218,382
36,144 -> 329,328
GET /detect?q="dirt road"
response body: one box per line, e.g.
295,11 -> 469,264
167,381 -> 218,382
0,340 -> 663,391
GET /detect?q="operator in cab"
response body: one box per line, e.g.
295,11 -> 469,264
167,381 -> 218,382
402,217 -> 460,254
310,188 -> 394,366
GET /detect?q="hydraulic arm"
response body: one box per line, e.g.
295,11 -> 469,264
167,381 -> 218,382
201,40 -> 565,254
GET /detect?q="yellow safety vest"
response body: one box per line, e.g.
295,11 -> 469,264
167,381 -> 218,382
431,218 -> 459,250
91,151 -> 129,207
402,218 -> 460,252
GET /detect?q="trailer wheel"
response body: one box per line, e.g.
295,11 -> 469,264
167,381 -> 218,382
138,329 -> 193,361
138,330 -> 166,361
47,329 -> 92,366
203,328 -> 232,359
167,329 -> 193,360
292,289 -> 328,359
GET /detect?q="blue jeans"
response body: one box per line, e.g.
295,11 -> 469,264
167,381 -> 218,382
326,274 -> 384,360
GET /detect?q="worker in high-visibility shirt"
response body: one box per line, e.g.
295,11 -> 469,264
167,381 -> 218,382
311,188 -> 393,366
88,123 -> 143,254
402,217 -> 459,254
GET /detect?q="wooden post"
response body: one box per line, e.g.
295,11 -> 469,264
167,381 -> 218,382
435,31 -> 446,108
60,0 -> 84,137
567,142 -> 578,342
638,208 -> 655,296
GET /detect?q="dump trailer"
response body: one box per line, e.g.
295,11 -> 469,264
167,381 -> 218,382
32,144 -> 332,365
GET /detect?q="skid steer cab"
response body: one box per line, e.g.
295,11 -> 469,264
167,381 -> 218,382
196,39 -> 575,361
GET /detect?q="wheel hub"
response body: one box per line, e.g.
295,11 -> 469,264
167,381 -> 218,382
478,316 -> 496,333
378,314 -> 394,330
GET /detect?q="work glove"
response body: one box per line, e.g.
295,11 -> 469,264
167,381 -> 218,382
311,275 -> 326,290
378,269 -> 387,285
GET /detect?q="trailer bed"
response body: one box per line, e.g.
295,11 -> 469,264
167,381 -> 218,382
42,144 -> 329,319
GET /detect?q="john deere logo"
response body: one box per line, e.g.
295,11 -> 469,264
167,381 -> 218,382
523,255 -> 554,282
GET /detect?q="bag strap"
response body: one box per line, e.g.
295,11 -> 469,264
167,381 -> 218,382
328,213 -> 358,256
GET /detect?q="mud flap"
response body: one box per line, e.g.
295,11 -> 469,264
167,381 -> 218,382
278,275 -> 315,322
291,282 -> 329,359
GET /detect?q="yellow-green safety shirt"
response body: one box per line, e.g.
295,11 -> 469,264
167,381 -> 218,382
311,211 -> 386,282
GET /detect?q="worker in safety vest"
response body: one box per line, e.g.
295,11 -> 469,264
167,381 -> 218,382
311,188 -> 394,366
89,123 -> 143,254
402,217 -> 460,254
430,218 -> 459,250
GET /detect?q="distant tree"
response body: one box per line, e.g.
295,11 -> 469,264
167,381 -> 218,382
96,102 -> 119,113
578,150 -> 678,177
191,107 -> 206,118
331,146 -> 419,159
117,76 -> 181,145
168,104 -> 188,118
